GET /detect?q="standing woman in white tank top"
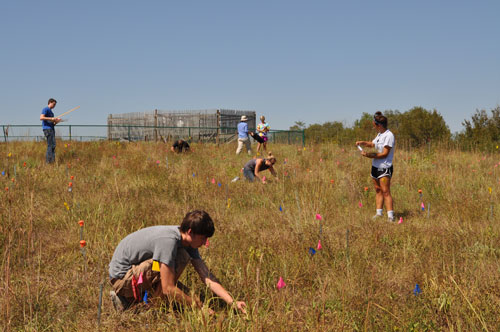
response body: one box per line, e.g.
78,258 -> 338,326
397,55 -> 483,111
355,112 -> 396,222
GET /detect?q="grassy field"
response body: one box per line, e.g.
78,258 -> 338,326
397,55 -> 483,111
0,140 -> 499,331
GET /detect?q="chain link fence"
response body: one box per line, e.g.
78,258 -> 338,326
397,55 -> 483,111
1,124 -> 305,145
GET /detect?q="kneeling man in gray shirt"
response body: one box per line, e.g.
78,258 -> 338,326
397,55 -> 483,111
109,210 -> 246,314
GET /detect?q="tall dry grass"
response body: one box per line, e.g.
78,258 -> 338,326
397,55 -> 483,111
0,140 -> 499,331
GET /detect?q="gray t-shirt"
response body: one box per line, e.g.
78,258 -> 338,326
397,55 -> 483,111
109,225 -> 201,279
244,158 -> 270,173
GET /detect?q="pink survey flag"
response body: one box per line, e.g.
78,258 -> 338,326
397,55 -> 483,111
262,176 -> 266,182
277,277 -> 286,290
317,239 -> 322,250
421,202 -> 425,211
211,178 -> 216,184
205,238 -> 210,248
358,201 -> 363,208
137,272 -> 143,285
398,217 -> 403,224
315,214 -> 322,221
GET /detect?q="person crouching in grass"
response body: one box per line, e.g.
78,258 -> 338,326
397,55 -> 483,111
108,210 -> 247,314
243,152 -> 278,183
170,139 -> 190,153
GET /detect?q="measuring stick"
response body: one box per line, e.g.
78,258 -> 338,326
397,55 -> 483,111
55,106 -> 80,118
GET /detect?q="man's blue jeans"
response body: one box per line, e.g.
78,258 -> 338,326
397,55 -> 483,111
43,129 -> 56,163
243,168 -> 255,182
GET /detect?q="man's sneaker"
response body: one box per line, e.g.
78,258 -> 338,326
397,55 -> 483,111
388,217 -> 396,223
110,291 -> 130,312
372,214 -> 383,220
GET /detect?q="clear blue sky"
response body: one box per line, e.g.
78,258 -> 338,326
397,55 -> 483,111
1,1 -> 499,133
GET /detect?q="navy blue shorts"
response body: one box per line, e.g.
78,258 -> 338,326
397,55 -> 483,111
250,132 -> 264,143
371,166 -> 393,179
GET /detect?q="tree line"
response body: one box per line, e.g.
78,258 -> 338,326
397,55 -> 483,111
290,106 -> 500,150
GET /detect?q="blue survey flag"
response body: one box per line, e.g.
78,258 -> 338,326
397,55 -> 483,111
143,290 -> 148,303
413,284 -> 421,295
279,205 -> 283,212
308,247 -> 316,256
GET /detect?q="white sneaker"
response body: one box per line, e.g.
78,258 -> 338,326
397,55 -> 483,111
372,214 -> 383,220
388,217 -> 396,223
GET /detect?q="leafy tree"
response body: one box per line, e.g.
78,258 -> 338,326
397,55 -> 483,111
297,107 -> 452,148
305,121 -> 346,143
458,106 -> 500,149
289,121 -> 306,131
398,107 -> 450,147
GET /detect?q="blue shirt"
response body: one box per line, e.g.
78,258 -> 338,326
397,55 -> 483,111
41,107 -> 55,129
237,122 -> 248,139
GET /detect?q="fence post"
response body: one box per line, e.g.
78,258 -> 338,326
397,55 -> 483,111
69,125 -> 72,141
302,130 -> 305,146
288,131 -> 290,145
154,109 -> 158,142
107,115 -> 112,141
2,126 -> 5,142
128,126 -> 131,142
216,110 -> 220,145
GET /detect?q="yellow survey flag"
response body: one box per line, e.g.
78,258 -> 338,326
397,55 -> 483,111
152,260 -> 160,272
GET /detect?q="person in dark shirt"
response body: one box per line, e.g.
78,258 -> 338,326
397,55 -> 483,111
171,140 -> 190,153
243,152 -> 278,183
39,98 -> 62,163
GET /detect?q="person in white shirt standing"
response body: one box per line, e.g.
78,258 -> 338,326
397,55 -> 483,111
255,115 -> 270,154
356,112 -> 396,222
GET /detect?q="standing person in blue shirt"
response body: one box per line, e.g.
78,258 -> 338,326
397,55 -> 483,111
356,111 -> 396,222
39,98 -> 61,164
236,115 -> 253,155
